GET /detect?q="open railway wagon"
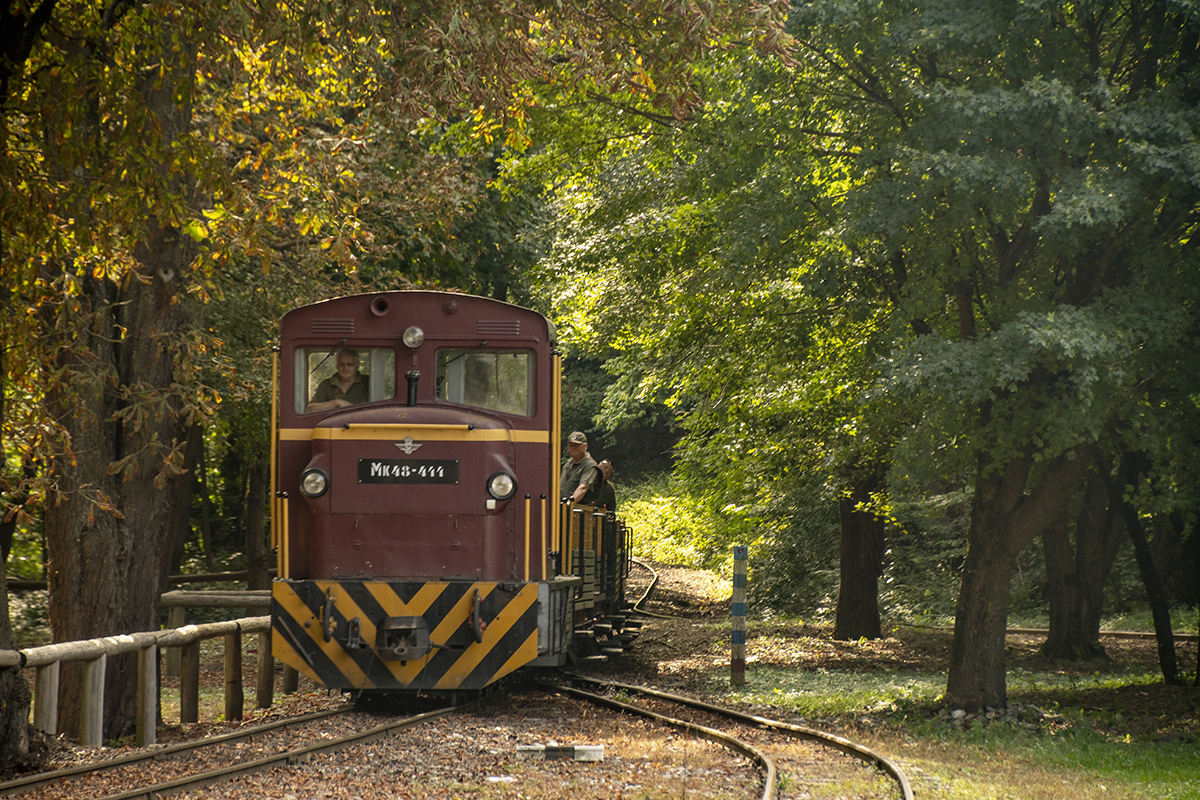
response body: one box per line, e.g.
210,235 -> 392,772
268,291 -> 636,697
559,501 -> 635,656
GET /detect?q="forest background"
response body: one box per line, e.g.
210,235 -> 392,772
0,0 -> 1198,772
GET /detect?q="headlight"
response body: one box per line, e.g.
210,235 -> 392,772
402,326 -> 425,348
300,469 -> 330,498
486,472 -> 516,501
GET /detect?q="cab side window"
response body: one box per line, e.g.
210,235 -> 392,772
435,349 -> 534,417
296,347 -> 396,414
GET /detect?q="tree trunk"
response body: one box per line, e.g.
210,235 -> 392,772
834,478 -> 885,640
947,528 -> 1014,711
946,446 -> 1091,711
0,571 -> 30,767
1120,498 -> 1181,685
46,270 -> 190,741
1041,467 -> 1124,660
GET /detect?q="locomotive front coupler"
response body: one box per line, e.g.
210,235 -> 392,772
375,616 -> 433,660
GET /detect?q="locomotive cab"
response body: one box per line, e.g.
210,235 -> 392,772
270,292 -> 592,694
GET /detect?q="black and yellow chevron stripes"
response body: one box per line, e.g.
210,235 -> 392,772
272,579 -> 540,692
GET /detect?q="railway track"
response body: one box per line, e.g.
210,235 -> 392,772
553,674 -> 914,800
4,682 -> 899,800
1,700 -> 463,800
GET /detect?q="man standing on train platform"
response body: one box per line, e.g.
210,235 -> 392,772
560,431 -> 601,505
596,459 -> 617,513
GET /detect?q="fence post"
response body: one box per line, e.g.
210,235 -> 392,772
180,640 -> 200,724
33,662 -> 59,735
224,628 -> 244,721
80,654 -> 107,746
256,631 -> 274,709
136,644 -> 157,746
731,545 -> 747,687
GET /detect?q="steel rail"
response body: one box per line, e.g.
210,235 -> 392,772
0,704 -> 356,797
561,673 -> 914,800
547,680 -> 778,800
628,556 -> 682,619
87,703 -> 464,800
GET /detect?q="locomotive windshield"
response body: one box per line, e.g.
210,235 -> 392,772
296,346 -> 396,413
435,348 -> 534,417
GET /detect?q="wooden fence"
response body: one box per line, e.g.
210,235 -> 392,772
0,591 -> 281,748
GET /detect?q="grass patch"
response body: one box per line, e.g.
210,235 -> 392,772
664,618 -> 1199,800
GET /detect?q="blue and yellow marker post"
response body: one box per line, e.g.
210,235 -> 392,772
731,545 -> 747,686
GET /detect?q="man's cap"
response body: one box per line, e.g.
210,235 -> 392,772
567,431 -> 587,444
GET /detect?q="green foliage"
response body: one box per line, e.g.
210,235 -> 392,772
745,493 -> 841,618
5,591 -> 48,648
558,357 -> 678,478
623,475 -> 749,571
621,473 -> 842,616
880,492 -> 971,624
559,357 -> 612,450
3,524 -> 43,583
528,4 -> 1200,708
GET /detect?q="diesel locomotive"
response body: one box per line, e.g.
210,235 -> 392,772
269,290 -> 633,696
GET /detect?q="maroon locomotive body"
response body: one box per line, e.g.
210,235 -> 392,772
270,291 -> 631,695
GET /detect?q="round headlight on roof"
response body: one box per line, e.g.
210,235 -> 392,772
402,326 -> 425,348
300,468 -> 330,498
486,472 -> 517,501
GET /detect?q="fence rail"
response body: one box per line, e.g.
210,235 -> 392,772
0,591 -> 280,748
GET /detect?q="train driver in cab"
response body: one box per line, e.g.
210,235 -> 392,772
560,430 -> 601,505
307,348 -> 369,413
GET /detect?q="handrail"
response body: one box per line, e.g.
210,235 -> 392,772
0,617 -> 269,669
0,614 -> 275,748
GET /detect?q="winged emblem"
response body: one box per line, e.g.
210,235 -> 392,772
394,437 -> 423,455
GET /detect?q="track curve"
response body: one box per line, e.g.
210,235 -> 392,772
547,678 -> 778,800
557,673 -> 914,800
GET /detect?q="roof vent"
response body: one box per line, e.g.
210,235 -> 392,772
311,318 -> 355,335
477,320 -> 520,336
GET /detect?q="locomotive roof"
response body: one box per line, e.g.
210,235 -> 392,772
281,291 -> 555,343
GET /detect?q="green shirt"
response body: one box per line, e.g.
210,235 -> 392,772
596,479 -> 617,513
560,455 -> 600,504
311,373 -> 369,407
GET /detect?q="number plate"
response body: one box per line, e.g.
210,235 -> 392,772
358,459 -> 460,484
